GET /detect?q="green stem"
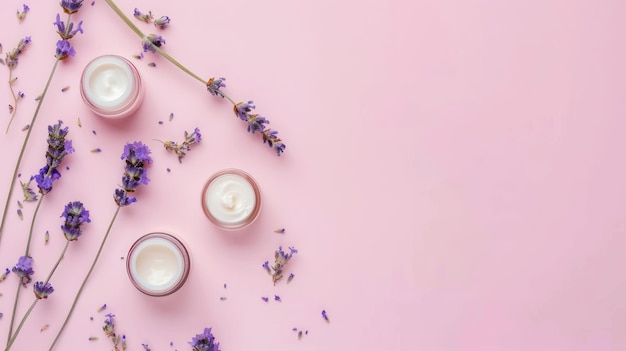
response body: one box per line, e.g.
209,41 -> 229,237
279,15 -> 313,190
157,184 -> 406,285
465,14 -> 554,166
24,195 -> 44,256
0,58 -> 60,244
103,0 -> 217,86
5,279 -> 22,347
45,241 -> 70,284
48,206 -> 121,351
6,69 -> 19,134
4,298 -> 38,351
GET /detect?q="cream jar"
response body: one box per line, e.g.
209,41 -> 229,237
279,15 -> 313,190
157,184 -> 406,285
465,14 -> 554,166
80,55 -> 144,119
201,169 -> 262,230
126,232 -> 190,296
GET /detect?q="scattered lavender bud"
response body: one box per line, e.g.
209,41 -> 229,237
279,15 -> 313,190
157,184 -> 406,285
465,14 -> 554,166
274,295 -> 281,302
44,231 -> 49,244
292,327 -> 297,332
154,16 -> 170,29
17,4 -> 30,21
40,324 -> 49,332
148,62 -> 156,67
0,313 -> 3,318
274,228 -> 285,233
21,124 -> 29,131
158,121 -> 163,125
9,105 -> 14,113
261,297 -> 269,302
322,309 -> 329,322
298,331 -> 303,340
89,337 -> 98,341
9,77 -> 17,84
35,94 -> 42,101
134,8 -> 153,23
169,112 -> 174,121
92,130 -> 96,135
219,297 -> 227,301
91,1 -> 95,5
223,283 -> 227,289
90,316 -> 93,321
132,52 -> 144,60
0,268 -> 10,282
97,304 -> 107,312
61,86 -> 70,92
262,261 -> 271,274
306,330 -> 309,335
287,273 -> 294,283
77,117 -> 82,127
142,343 -> 151,351
17,200 -> 23,209
17,208 -> 23,220
166,168 -> 171,173
91,148 -> 102,153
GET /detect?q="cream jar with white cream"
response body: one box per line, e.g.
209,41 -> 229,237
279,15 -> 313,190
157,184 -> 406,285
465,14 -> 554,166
80,55 -> 144,119
201,169 -> 262,230
126,232 -> 190,296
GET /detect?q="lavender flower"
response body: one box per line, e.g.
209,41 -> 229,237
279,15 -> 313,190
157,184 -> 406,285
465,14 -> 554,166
60,201 -> 91,241
5,36 -> 31,69
134,8 -> 153,23
33,121 -> 74,195
142,34 -> 165,53
206,77 -> 226,98
189,327 -> 221,351
154,16 -> 170,28
161,128 -> 202,163
12,256 -> 34,284
262,129 -> 286,156
246,114 -> 269,134
55,39 -> 76,60
54,14 -> 84,40
33,281 -> 54,299
61,0 -> 84,14
268,246 -> 298,284
114,142 -> 152,207
234,101 -> 255,121
322,309 -> 329,322
20,180 -> 38,201
0,268 -> 10,282
102,313 -> 115,337
17,4 -> 30,21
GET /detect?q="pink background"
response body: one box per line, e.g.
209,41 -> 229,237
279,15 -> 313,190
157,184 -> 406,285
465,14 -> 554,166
1,0 -> 625,350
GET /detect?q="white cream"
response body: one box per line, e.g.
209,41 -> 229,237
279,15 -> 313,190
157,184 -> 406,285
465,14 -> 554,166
82,56 -> 133,109
205,173 -> 257,226
130,237 -> 184,294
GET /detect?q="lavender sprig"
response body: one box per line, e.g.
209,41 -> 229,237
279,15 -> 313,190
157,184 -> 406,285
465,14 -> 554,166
189,327 -> 221,351
154,16 -> 170,29
104,0 -> 286,156
267,246 -> 298,284
6,255 -> 34,347
17,4 -> 30,21
159,128 -> 201,163
49,142 -> 151,350
4,36 -> 32,133
102,313 -> 127,351
33,121 -> 74,195
0,3 -> 85,244
133,8 -> 153,23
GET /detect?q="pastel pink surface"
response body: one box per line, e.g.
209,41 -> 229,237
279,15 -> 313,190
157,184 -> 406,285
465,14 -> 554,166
0,0 -> 625,350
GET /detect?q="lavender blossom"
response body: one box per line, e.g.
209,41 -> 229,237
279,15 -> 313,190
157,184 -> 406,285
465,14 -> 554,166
55,39 -> 76,60
0,268 -> 10,282
11,256 -> 34,282
246,114 -> 269,134
262,129 -> 286,156
233,101 -> 286,155
114,142 -> 152,207
134,8 -> 153,23
60,201 -> 91,241
162,128 -> 202,163
54,14 -> 84,39
102,313 -> 115,337
33,281 -> 54,299
234,101 -> 255,121
189,327 -> 221,351
154,16 -> 170,28
17,4 -> 30,21
61,0 -> 84,14
32,121 -> 74,195
5,36 -> 31,69
142,34 -> 165,53
269,246 -> 297,284
207,77 -> 226,98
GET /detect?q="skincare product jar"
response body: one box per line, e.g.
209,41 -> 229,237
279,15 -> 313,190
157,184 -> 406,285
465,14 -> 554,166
201,169 -> 262,230
80,55 -> 144,119
126,232 -> 190,297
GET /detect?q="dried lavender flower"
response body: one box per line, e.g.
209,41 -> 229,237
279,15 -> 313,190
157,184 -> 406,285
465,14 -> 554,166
154,16 -> 170,29
287,273 -> 294,283
133,8 -> 153,22
114,141 -> 152,206
160,128 -> 202,163
5,36 -> 31,69
60,201 -> 91,241
33,281 -> 54,299
189,327 -> 221,351
0,268 -> 10,282
207,77 -> 226,98
61,0 -> 84,14
17,4 -> 30,21
322,309 -> 329,322
20,179 -> 37,201
33,121 -> 74,195
261,297 -> 269,302
268,246 -> 298,284
142,34 -> 165,53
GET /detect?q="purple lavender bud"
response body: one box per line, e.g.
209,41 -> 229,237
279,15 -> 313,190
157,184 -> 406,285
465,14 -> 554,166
61,0 -> 84,14
34,281 -> 54,299
12,256 -> 34,278
207,77 -> 226,98
234,101 -> 255,121
60,201 -> 91,241
246,115 -> 269,134
188,327 -> 221,351
55,39 -> 76,60
142,34 -> 165,53
154,16 -> 170,29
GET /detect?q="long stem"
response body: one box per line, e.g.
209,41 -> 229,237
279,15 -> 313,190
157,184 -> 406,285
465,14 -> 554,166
0,59 -> 60,243
24,195 -> 44,256
5,241 -> 69,350
48,206 -> 121,351
4,298 -> 37,351
5,280 -> 22,347
6,69 -> 19,134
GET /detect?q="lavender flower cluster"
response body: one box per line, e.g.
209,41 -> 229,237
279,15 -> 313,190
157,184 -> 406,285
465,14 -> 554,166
10,255 -> 53,298
55,0 -> 85,60
189,327 -> 221,351
102,313 -> 127,351
263,246 -> 298,284
234,101 -> 286,156
60,201 -> 91,241
33,121 -> 74,195
3,36 -> 31,69
162,127 -> 202,163
114,142 -> 152,206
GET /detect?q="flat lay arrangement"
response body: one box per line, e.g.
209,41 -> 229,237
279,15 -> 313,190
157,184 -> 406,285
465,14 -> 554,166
1,1 -> 625,350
